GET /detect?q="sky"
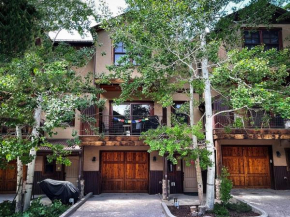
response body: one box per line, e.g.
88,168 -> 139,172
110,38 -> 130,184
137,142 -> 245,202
49,0 -> 127,41
49,0 -> 286,41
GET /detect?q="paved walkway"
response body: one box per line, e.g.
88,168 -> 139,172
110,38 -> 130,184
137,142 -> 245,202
0,194 -> 14,203
71,193 -> 166,217
232,189 -> 290,217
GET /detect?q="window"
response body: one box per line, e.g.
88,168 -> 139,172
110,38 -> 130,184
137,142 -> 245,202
114,42 -> 140,65
44,157 -> 54,174
110,102 -> 156,135
244,29 -> 281,50
172,102 -> 189,125
114,42 -> 127,65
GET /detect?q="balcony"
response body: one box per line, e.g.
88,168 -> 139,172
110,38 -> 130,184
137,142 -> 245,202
80,114 -> 163,136
214,112 -> 288,129
213,112 -> 290,140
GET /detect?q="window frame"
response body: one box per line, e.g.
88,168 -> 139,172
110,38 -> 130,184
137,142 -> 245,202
243,28 -> 283,50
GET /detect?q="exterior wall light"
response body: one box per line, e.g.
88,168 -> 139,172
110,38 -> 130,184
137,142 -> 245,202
153,156 -> 157,162
276,151 -> 281,158
92,157 -> 96,162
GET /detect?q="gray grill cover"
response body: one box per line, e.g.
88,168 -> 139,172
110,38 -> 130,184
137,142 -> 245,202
39,179 -> 79,204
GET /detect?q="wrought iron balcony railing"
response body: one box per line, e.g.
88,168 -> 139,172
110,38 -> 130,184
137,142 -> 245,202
214,112 -> 289,129
80,115 -> 164,136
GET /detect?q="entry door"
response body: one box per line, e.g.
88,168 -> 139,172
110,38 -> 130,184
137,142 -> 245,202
101,152 -> 149,193
222,146 -> 271,188
65,156 -> 79,187
183,161 -> 197,192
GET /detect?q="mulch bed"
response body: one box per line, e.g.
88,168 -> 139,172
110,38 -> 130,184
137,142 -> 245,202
168,205 -> 260,217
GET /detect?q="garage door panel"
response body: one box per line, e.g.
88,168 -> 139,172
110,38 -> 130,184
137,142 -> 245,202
222,158 -> 244,174
103,152 -> 124,162
125,180 -> 148,192
246,147 -> 268,157
222,146 -> 243,157
229,176 -> 245,187
222,146 -> 270,188
102,164 -> 124,179
136,152 -> 147,162
125,164 -> 135,179
247,158 -> 269,174
135,164 -> 148,179
246,176 -> 270,187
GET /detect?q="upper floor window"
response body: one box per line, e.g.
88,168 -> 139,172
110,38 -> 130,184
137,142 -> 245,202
244,29 -> 281,50
172,102 -> 189,125
114,42 -> 127,65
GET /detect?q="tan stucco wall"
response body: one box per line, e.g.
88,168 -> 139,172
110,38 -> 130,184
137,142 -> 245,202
46,55 -> 94,139
35,156 -> 43,171
217,139 -> 290,167
150,151 -> 164,171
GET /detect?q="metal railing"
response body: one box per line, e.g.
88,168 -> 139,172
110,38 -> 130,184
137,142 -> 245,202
214,112 -> 288,129
80,114 -> 163,136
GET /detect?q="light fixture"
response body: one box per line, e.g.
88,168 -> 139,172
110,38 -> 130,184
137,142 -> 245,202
92,156 -> 96,162
153,156 -> 157,162
276,151 -> 281,158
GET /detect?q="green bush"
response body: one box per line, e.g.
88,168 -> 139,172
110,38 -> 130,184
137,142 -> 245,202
226,201 -> 252,213
0,200 -> 15,217
213,203 -> 229,217
0,198 -> 69,217
21,198 -> 69,217
220,167 -> 233,205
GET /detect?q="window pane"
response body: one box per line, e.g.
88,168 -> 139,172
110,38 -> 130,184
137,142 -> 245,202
115,42 -> 126,53
114,54 -> 127,65
244,31 -> 260,45
113,104 -> 130,119
132,104 -> 151,116
115,42 -> 125,52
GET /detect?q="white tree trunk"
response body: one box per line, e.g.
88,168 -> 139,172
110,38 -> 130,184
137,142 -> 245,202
201,32 -> 215,210
189,76 -> 204,204
23,96 -> 42,211
15,126 -> 23,213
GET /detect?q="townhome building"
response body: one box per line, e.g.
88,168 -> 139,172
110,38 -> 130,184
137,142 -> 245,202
1,5 -> 290,196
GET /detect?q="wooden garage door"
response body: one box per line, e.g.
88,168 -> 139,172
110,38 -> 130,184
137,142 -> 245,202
222,146 -> 271,188
101,152 -> 148,193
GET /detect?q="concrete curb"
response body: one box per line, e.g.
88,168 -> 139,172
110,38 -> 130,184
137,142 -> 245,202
233,196 -> 268,217
161,202 -> 176,217
59,192 -> 93,217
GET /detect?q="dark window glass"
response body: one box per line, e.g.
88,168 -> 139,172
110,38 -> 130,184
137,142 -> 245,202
244,30 -> 280,50
44,157 -> 54,174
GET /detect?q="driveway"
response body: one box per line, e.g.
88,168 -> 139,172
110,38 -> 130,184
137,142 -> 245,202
70,193 -> 166,217
231,189 -> 290,217
0,194 -> 14,203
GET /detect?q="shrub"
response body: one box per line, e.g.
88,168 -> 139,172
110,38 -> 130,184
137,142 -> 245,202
220,167 -> 233,205
213,203 -> 229,217
0,198 -> 69,217
226,202 -> 252,213
0,200 -> 15,217
22,198 -> 69,217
